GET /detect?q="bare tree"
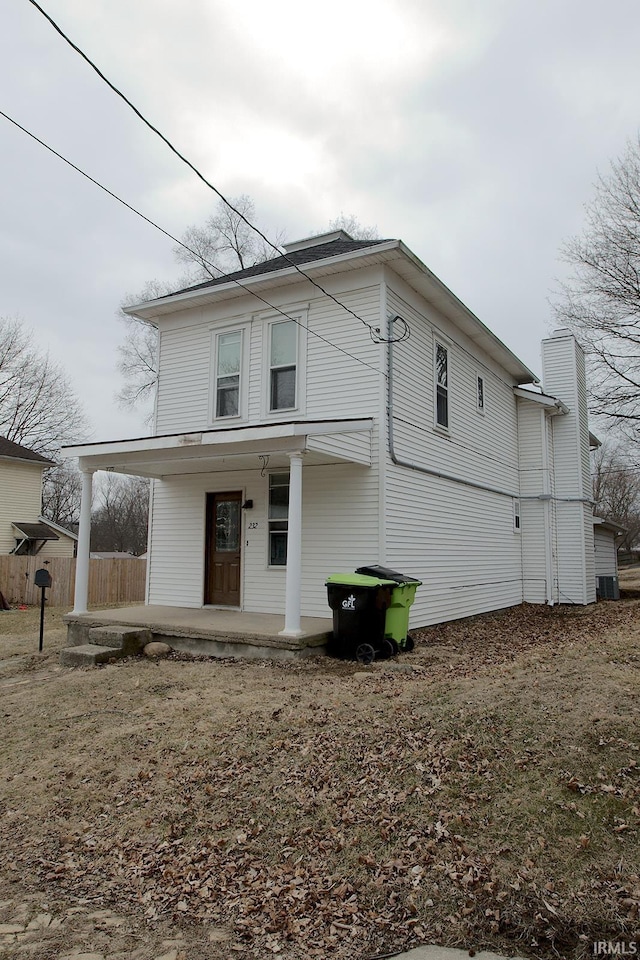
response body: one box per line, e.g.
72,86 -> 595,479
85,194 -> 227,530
592,442 -> 640,550
91,474 -> 150,555
175,194 -> 284,281
117,196 -> 285,417
554,136 -> 640,435
41,461 -> 83,529
328,212 -> 381,241
0,317 -> 87,459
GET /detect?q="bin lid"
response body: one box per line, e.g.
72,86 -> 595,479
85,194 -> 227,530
326,572 -> 396,588
355,564 -> 422,585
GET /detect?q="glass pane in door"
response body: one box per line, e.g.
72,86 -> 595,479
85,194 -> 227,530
215,499 -> 241,552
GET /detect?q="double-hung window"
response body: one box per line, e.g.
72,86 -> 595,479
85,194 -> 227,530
214,329 -> 243,419
268,472 -> 290,566
269,321 -> 297,412
435,341 -> 449,429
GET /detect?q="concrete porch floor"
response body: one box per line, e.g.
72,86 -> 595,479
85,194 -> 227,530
63,604 -> 333,660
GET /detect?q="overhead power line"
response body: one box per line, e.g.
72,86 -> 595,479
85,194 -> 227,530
0,107 -> 387,379
25,0 -> 410,346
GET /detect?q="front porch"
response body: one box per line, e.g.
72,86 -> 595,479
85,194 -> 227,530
63,604 -> 333,661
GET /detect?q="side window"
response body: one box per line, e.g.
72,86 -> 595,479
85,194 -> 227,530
268,472 -> 289,565
477,375 -> 485,413
435,341 -> 449,429
269,321 -> 297,412
513,499 -> 521,532
214,330 -> 243,419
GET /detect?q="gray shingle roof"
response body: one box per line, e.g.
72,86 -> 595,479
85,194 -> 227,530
166,237 -> 391,298
0,436 -> 53,465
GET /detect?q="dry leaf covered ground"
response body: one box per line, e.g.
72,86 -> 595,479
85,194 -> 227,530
0,587 -> 639,960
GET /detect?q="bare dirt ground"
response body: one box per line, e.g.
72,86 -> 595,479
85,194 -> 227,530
0,589 -> 639,960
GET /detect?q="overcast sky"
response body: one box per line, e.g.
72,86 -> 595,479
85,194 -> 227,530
2,0 -> 640,442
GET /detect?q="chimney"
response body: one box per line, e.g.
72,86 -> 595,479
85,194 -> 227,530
541,330 -> 595,604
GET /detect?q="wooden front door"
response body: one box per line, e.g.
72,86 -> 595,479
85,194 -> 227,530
205,491 -> 242,605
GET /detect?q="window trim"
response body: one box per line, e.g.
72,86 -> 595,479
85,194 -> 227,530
513,498 -> 521,533
434,338 -> 450,432
261,309 -> 308,419
267,470 -> 290,568
209,321 -> 250,425
476,373 -> 485,415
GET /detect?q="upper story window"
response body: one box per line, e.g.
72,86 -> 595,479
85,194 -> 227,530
435,341 -> 449,429
513,498 -> 521,532
477,375 -> 485,413
215,330 -> 243,419
270,320 -> 297,412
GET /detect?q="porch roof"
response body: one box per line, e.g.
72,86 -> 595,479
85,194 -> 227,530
62,418 -> 374,479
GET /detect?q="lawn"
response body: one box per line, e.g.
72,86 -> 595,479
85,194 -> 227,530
0,594 -> 639,960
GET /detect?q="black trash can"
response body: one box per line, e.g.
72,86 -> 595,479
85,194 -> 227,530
325,573 -> 396,663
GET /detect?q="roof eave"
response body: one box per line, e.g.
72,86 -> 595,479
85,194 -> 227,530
124,238 -> 537,384
123,240 -> 402,322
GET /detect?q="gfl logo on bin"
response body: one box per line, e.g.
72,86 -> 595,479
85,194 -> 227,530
341,594 -> 356,610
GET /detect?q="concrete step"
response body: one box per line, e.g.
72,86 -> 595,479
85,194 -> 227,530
88,626 -> 152,655
59,644 -> 122,667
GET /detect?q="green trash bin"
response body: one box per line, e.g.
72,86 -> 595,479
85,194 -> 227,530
355,565 -> 422,651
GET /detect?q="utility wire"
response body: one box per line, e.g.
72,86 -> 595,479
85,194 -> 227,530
4,107 -> 616,495
25,0 -> 410,346
3,103 -> 622,482
0,107 -> 387,380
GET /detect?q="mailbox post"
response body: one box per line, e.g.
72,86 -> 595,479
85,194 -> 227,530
34,567 -> 52,652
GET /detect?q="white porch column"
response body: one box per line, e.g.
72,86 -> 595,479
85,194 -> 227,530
71,468 -> 94,615
279,451 -> 304,638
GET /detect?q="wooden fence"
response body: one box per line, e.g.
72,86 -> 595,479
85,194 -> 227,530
0,556 -> 146,607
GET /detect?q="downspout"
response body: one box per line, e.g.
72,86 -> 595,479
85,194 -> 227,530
541,409 -> 555,606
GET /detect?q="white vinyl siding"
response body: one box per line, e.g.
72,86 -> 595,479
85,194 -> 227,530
154,280 -> 381,436
594,527 -> 618,579
384,283 -> 523,627
146,456 -> 381,617
155,319 -> 212,434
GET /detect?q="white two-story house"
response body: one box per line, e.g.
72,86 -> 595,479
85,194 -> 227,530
63,231 -> 597,646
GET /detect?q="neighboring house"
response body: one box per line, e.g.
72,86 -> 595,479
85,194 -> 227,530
0,436 -> 77,558
593,518 -> 623,598
63,231 -> 600,635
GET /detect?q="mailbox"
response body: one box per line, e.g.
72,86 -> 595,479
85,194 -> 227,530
34,568 -> 52,589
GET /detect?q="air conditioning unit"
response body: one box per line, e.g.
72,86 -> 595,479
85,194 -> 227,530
597,576 -> 619,600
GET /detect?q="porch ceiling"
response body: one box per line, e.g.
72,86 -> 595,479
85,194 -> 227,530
62,418 -> 373,479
